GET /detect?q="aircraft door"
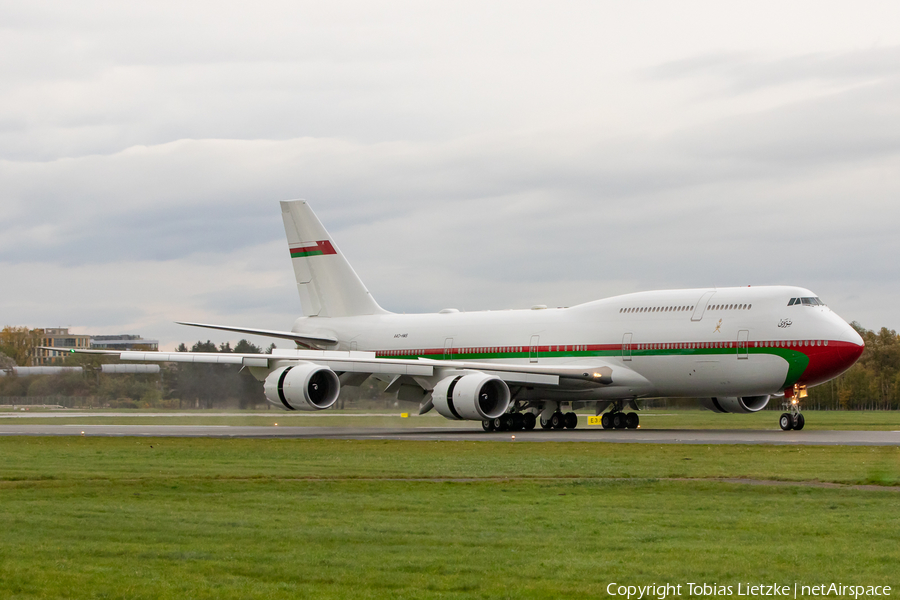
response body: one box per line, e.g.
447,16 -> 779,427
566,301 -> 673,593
444,338 -> 453,360
529,335 -> 540,363
622,333 -> 633,361
691,291 -> 716,321
737,330 -> 749,360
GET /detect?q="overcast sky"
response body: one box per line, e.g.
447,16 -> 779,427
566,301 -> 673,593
2,1 -> 899,350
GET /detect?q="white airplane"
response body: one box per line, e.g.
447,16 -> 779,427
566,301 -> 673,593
55,200 -> 865,432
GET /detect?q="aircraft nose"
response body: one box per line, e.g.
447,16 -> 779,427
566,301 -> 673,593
838,326 -> 865,365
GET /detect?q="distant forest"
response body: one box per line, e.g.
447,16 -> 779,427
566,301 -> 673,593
1,323 -> 898,410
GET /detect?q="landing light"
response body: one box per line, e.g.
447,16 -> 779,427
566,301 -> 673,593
593,372 -> 601,378
791,399 -> 797,405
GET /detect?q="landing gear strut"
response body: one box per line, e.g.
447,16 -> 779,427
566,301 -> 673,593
600,401 -> 639,430
780,384 -> 806,431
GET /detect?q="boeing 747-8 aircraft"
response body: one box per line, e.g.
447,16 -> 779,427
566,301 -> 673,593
53,200 -> 865,432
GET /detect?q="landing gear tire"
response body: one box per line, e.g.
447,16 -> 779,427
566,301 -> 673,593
504,414 -> 517,431
512,413 -> 525,430
600,413 -> 612,429
482,420 -> 495,432
794,413 -> 805,431
493,417 -> 506,431
625,412 -> 639,429
564,412 -> 578,429
523,413 -> 537,430
612,412 -> 627,429
779,413 -> 794,431
540,417 -> 552,430
550,412 -> 564,430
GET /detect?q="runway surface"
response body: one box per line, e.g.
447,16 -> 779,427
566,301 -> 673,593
2,424 -> 900,445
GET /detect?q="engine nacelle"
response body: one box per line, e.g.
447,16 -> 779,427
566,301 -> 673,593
699,395 -> 770,414
432,373 -> 511,420
264,363 -> 340,411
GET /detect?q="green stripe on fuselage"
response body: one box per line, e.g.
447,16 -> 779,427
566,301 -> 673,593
380,347 -> 809,389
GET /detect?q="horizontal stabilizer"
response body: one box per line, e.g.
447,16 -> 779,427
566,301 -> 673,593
175,321 -> 337,347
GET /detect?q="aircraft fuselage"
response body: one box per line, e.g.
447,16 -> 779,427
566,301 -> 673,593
291,285 -> 863,401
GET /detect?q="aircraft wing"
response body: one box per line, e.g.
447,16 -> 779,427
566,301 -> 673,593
39,347 -> 650,388
41,347 -> 434,377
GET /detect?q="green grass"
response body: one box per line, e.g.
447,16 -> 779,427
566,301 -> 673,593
3,408 -> 900,430
1,438 -> 899,598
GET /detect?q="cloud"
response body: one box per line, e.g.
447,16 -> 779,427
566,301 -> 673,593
2,1 -> 900,346
646,47 -> 900,93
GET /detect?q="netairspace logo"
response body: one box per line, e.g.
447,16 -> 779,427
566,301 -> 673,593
606,583 -> 892,600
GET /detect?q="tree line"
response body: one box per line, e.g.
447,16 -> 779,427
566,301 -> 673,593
805,323 -> 900,411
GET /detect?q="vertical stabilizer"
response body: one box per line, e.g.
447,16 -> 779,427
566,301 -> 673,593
281,200 -> 388,317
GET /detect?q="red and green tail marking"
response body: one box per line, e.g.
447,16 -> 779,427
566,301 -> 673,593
289,240 -> 337,258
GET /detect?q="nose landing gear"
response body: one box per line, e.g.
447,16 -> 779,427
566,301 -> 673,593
779,385 -> 806,431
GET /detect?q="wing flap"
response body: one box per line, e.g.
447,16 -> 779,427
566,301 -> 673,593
121,352 -> 245,365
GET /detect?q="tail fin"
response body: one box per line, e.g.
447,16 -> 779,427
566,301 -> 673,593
280,200 -> 388,317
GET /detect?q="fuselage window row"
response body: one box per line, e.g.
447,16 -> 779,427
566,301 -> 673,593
619,304 -> 753,313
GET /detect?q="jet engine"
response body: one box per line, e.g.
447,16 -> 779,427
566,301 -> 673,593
432,372 -> 511,420
699,395 -> 770,414
264,363 -> 340,411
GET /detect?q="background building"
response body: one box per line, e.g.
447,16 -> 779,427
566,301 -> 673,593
6,328 -> 159,366
33,328 -> 91,365
90,335 -> 159,352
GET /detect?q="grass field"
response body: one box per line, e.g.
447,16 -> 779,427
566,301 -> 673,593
1,437 -> 899,599
3,408 -> 900,430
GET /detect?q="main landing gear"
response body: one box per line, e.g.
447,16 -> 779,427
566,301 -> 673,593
600,410 -> 639,429
599,401 -> 640,430
482,409 -> 579,432
482,412 -> 537,432
779,384 -> 806,431
539,411 -> 578,430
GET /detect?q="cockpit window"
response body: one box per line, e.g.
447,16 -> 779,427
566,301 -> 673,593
788,297 -> 825,307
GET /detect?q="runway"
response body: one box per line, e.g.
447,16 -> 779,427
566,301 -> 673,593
2,424 -> 900,445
